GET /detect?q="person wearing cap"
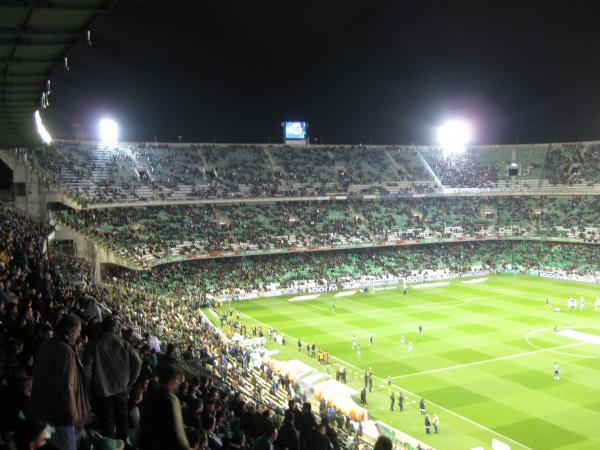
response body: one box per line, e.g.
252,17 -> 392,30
31,313 -> 92,450
83,315 -> 142,440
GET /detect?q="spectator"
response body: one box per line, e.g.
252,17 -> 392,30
306,423 -> 333,450
128,383 -> 144,438
31,313 -> 91,450
298,402 -> 317,447
321,418 -> 340,450
138,364 -> 192,450
83,315 -> 142,439
251,422 -> 277,450
274,410 -> 299,450
223,430 -> 246,450
373,435 -> 393,450
183,397 -> 204,432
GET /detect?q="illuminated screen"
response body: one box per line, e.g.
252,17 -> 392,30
285,121 -> 307,140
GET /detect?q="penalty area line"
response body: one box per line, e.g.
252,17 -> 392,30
237,311 -> 535,450
391,341 -> 586,380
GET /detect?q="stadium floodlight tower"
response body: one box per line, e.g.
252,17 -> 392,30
99,118 -> 119,144
436,119 -> 472,156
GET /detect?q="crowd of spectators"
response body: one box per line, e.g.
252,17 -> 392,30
19,142 -> 441,206
420,144 -> 600,188
18,141 -> 600,206
54,196 -> 600,265
541,143 -> 600,185
104,240 -> 600,299
422,152 -> 500,188
1,206 -> 376,450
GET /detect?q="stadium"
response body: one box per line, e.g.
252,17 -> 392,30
1,2 -> 600,450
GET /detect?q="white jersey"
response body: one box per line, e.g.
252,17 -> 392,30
400,335 -> 405,345
408,341 -> 413,352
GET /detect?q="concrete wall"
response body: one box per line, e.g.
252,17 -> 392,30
0,149 -> 47,220
50,224 -> 142,280
1,149 -> 140,281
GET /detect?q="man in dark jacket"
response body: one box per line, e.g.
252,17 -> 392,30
360,387 -> 367,405
306,423 -> 333,450
139,364 -> 191,450
31,314 -> 91,450
321,418 -> 340,450
252,422 -> 277,450
298,402 -> 317,448
83,315 -> 142,439
274,411 -> 299,450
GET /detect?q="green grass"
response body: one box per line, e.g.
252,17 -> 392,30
215,274 -> 600,450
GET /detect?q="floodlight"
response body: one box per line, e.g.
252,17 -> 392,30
437,119 -> 472,154
99,118 -> 119,144
34,110 -> 52,145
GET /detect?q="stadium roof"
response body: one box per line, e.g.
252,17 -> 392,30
0,0 -> 117,149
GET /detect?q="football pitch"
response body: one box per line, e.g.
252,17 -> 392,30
217,274 -> 600,450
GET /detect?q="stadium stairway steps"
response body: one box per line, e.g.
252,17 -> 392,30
196,148 -> 211,174
414,149 -> 443,187
347,205 -> 376,241
384,149 -> 408,178
263,148 -> 283,173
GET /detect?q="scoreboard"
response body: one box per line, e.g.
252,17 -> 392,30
283,121 -> 308,145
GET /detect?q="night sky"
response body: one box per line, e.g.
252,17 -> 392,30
45,0 -> 600,145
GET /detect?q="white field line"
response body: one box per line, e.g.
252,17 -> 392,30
290,294 -> 320,301
391,341 -> 587,380
239,311 -> 536,450
558,329 -> 600,345
462,277 -> 488,284
335,290 -> 357,297
412,281 -> 450,289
